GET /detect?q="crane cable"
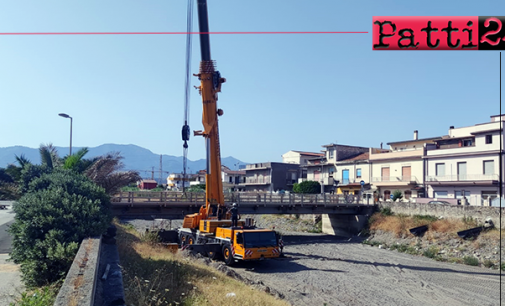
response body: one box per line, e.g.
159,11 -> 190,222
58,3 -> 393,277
181,0 -> 194,191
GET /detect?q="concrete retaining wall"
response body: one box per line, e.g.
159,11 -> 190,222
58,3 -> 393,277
378,201 -> 505,229
54,236 -> 102,306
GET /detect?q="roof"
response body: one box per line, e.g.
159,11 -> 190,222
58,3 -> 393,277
290,150 -> 324,157
339,152 -> 369,162
387,136 -> 442,145
223,169 -> 246,175
470,128 -> 502,135
322,143 -> 368,149
141,180 -> 158,184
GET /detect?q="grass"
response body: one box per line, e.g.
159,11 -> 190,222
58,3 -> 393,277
423,246 -> 439,259
9,284 -> 60,306
115,221 -> 289,306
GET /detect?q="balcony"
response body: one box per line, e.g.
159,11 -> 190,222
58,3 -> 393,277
245,178 -> 271,185
426,174 -> 499,186
336,178 -> 363,186
371,176 -> 418,186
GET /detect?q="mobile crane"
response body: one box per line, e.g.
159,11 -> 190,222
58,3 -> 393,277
174,0 -> 282,265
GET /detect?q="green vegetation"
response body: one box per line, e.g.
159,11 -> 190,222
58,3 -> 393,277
9,284 -> 59,306
379,207 -> 393,216
292,180 -> 321,194
463,256 -> 479,266
423,246 -> 439,259
8,169 -> 112,287
308,220 -> 323,233
412,214 -> 438,222
392,190 -> 403,202
187,184 -> 206,193
483,259 -> 494,268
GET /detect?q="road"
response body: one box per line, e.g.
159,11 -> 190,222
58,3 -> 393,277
0,201 -> 24,305
230,232 -> 503,306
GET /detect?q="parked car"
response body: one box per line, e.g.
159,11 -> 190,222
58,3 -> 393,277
427,200 -> 451,205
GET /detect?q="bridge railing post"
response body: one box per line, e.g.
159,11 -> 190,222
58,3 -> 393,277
324,193 -> 327,204
301,194 -> 304,204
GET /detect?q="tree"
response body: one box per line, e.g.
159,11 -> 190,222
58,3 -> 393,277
293,180 -> 321,194
84,152 -> 141,194
392,190 -> 403,202
8,169 -> 111,287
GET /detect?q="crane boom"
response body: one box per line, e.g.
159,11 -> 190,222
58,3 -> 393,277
183,0 -> 226,228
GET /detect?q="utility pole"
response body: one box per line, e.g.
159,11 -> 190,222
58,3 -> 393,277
151,167 -> 155,180
159,154 -> 163,185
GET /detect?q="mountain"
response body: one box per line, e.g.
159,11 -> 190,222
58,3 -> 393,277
0,144 -> 248,181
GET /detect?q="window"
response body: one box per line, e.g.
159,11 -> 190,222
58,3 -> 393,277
329,149 -> 334,159
384,190 -> 391,200
455,191 -> 470,199
483,160 -> 494,175
462,139 -> 473,147
229,176 -> 233,183
342,170 -> 349,184
356,168 -> 362,178
457,162 -> 467,180
434,191 -> 448,198
435,163 -> 445,176
485,135 -> 493,144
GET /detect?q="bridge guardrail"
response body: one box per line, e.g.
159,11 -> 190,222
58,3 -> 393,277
112,191 -> 376,205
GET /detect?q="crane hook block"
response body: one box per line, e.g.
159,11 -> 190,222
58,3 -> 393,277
182,124 -> 190,141
217,109 -> 224,116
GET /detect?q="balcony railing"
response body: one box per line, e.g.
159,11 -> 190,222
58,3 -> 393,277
372,176 -> 418,183
426,174 -> 499,182
245,178 -> 271,185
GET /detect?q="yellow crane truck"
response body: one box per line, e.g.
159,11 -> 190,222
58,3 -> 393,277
172,0 -> 283,266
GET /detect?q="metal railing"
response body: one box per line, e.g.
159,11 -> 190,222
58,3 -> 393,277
244,178 -> 271,184
426,174 -> 499,182
112,191 -> 376,205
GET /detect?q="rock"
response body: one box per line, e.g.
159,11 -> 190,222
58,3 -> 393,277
379,245 -> 384,249
226,293 -> 236,298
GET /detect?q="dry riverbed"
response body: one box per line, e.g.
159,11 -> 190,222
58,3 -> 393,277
122,217 -> 503,306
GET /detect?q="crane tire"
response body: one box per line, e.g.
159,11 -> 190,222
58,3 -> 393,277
222,245 -> 234,266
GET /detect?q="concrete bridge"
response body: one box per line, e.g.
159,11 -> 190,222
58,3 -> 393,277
111,191 -> 377,236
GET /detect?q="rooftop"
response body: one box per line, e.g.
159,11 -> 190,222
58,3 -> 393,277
290,150 -> 325,157
387,136 -> 442,145
339,152 -> 369,162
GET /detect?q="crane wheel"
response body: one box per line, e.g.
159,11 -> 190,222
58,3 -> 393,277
207,250 -> 221,260
222,245 -> 234,266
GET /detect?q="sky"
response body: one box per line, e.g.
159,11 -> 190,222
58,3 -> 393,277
0,0 -> 504,164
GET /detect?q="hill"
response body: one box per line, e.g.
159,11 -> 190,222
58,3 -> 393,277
0,144 -> 248,181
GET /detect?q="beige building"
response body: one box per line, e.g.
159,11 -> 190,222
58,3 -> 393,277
369,131 -> 441,201
425,115 -> 504,206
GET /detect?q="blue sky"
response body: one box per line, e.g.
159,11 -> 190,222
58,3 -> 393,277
0,0 -> 503,165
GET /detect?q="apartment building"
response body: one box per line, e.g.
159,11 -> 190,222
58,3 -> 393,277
282,150 -> 324,183
244,162 -> 300,192
425,115 -> 504,206
369,131 -> 441,201
334,152 -> 371,195
306,144 -> 370,193
189,166 -> 246,191
166,173 -> 193,190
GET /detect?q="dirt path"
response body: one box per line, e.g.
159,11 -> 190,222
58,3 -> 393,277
229,232 -> 503,306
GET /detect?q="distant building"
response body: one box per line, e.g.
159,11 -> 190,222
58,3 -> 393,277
190,166 -> 246,191
244,162 -> 300,192
166,173 -> 193,190
139,179 -> 158,190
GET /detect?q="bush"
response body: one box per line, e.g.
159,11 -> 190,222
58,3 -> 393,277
423,246 -> 439,258
8,169 -> 112,287
463,256 -> 479,266
392,190 -> 403,202
380,207 -> 393,216
293,181 -> 321,194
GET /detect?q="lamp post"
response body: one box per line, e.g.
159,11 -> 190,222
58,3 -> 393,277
58,113 -> 72,156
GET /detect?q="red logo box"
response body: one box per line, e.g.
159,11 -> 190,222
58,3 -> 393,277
373,16 -> 505,50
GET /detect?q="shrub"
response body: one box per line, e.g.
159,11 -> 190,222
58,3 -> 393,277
501,262 -> 505,271
380,207 -> 393,216
423,246 -> 439,258
483,260 -> 494,268
463,256 -> 479,266
293,181 -> 321,194
8,169 -> 111,287
392,190 -> 403,202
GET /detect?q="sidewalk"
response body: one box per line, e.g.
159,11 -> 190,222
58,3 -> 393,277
0,253 -> 24,305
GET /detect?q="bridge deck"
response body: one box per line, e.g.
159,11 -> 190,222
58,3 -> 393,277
111,191 -> 376,218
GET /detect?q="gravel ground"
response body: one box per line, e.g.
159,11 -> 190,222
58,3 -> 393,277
120,218 -> 503,306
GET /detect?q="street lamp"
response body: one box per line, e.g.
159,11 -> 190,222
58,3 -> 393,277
58,113 -> 72,156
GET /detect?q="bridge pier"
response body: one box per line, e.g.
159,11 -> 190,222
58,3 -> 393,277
322,208 -> 375,237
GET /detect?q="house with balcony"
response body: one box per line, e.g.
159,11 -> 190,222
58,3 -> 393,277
244,162 -> 300,192
369,130 -> 442,201
334,152 -> 372,195
424,115 -> 504,206
189,166 -> 246,191
166,173 -> 193,190
306,143 -> 370,193
282,150 -> 324,183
